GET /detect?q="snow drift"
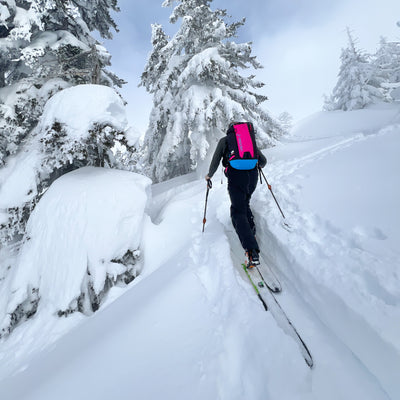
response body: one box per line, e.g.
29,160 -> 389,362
36,84 -> 128,142
0,167 -> 151,335
0,84 -> 137,247
0,84 -> 130,208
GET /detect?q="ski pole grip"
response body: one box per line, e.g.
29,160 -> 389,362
207,179 -> 212,189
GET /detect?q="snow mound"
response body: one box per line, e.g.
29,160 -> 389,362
36,84 -> 128,140
0,84 -> 131,212
291,103 -> 400,140
0,167 -> 151,330
0,83 -> 135,247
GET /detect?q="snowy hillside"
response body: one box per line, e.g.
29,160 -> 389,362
0,102 -> 400,400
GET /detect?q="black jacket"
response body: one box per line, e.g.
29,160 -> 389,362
207,136 -> 267,178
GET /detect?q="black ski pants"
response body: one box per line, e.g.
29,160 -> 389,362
227,167 -> 259,252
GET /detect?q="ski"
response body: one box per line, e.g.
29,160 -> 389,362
243,264 -> 314,369
243,264 -> 269,311
257,255 -> 281,293
225,229 -> 281,292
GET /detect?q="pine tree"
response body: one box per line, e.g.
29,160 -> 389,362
278,111 -> 293,132
140,23 -> 169,94
373,37 -> 400,101
140,0 -> 283,183
0,1 -> 134,246
324,28 -> 385,111
0,0 -> 124,166
0,3 -> 140,333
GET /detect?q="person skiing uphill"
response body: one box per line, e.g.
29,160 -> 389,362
205,122 -> 267,268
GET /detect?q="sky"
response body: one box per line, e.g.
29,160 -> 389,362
103,0 -> 400,133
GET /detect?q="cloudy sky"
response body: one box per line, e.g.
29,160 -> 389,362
103,0 -> 400,133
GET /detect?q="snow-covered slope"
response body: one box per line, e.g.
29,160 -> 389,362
0,103 -> 399,399
250,103 -> 400,399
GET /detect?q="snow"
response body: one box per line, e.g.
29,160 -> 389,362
0,84 -> 131,211
0,4 -> 10,23
0,167 -> 151,318
0,148 -> 39,209
252,103 -> 400,398
21,30 -> 90,66
37,84 -> 128,141
1,102 -> 400,399
0,177 -> 310,400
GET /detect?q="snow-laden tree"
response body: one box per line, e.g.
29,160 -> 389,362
0,86 -> 142,336
324,29 -> 385,111
373,37 -> 400,101
140,0 -> 283,183
374,37 -> 400,83
0,84 -> 139,247
278,111 -> 293,132
0,0 -> 124,167
0,1 -> 137,247
140,23 -> 169,93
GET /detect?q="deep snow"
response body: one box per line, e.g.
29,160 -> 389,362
0,167 -> 151,319
0,84 -> 138,221
0,103 -> 399,399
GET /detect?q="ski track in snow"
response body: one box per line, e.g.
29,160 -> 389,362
0,178 -> 310,400
250,118 -> 400,399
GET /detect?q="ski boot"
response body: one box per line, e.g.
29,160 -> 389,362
246,249 -> 260,269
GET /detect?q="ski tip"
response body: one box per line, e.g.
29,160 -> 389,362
269,286 -> 282,294
282,223 -> 293,232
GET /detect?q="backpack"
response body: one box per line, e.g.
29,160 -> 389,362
226,122 -> 258,170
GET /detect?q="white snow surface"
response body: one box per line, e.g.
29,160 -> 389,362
0,167 -> 151,316
0,84 -> 135,211
0,103 -> 400,399
37,84 -> 128,140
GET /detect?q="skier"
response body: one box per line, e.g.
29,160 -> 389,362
205,122 -> 267,268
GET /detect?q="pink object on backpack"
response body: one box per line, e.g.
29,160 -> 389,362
227,122 -> 258,170
234,123 -> 255,158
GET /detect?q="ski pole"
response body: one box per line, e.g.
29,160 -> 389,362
258,167 -> 286,220
202,178 -> 212,232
